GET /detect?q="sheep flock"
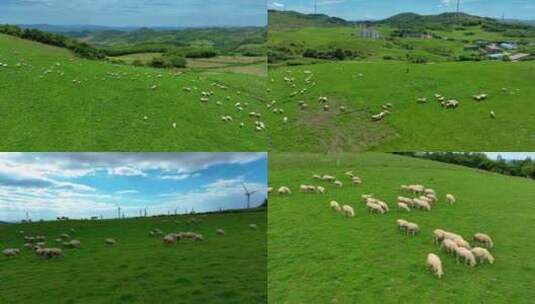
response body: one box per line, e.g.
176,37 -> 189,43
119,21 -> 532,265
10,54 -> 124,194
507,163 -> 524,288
2,217 -> 260,261
272,169 -> 497,279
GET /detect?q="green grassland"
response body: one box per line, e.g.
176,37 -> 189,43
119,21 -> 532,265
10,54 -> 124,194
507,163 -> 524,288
0,34 -> 276,151
268,153 -> 535,303
0,209 -> 266,304
266,11 -> 535,151
111,53 -> 266,76
267,60 -> 535,151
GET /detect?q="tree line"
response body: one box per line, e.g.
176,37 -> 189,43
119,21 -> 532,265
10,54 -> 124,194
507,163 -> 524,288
395,152 -> 535,180
0,24 -> 105,60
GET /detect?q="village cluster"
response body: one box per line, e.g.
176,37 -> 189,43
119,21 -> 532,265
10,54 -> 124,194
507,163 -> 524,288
271,170 -> 496,279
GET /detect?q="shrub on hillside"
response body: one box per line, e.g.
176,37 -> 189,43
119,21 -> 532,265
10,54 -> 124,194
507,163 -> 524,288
131,60 -> 145,67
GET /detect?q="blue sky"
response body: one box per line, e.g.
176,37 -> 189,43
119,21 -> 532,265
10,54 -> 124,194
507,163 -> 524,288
269,0 -> 535,20
0,153 -> 267,222
485,152 -> 535,160
0,0 -> 266,27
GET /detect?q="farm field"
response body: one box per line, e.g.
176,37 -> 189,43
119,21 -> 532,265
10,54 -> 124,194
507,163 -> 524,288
268,153 -> 535,303
111,54 -> 266,76
0,209 -> 267,304
267,60 -> 535,152
0,33 -> 275,151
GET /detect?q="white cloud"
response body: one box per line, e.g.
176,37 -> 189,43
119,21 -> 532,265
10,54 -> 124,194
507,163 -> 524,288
272,1 -> 285,8
107,166 -> 146,177
115,190 -> 139,195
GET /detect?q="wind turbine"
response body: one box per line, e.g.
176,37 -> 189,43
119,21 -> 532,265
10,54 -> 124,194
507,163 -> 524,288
241,183 -> 258,209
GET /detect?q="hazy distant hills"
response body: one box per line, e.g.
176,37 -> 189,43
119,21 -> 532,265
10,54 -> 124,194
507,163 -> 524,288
269,10 -> 535,29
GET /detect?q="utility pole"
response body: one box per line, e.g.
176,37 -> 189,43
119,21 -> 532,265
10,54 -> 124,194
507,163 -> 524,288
456,0 -> 461,25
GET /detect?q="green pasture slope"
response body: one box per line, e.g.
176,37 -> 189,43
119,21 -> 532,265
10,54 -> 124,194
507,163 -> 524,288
0,34 -> 272,151
268,153 -> 535,303
0,209 -> 266,304
268,61 -> 535,152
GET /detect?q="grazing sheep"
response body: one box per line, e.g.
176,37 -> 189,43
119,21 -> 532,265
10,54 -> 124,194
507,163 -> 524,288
471,247 -> 495,264
441,239 -> 459,256
329,200 -> 341,212
396,219 -> 409,231
3,248 -> 21,257
249,224 -> 258,230
322,175 -> 336,182
341,205 -> 355,217
361,194 -> 374,203
375,200 -> 389,212
64,240 -> 81,249
397,202 -> 411,212
490,111 -> 496,119
413,198 -> 431,211
316,186 -> 326,194
24,236 -> 35,243
442,231 -> 464,242
105,238 -> 117,245
334,180 -> 343,188
278,186 -> 291,196
366,202 -> 384,214
36,248 -> 63,259
454,238 -> 471,249
473,233 -> 494,248
344,171 -> 354,177
406,223 -> 420,236
455,247 -> 476,267
163,234 -> 177,245
60,233 -> 70,240
267,187 -> 273,194
351,176 -> 362,185
23,243 -> 33,249
446,194 -> 456,204
313,174 -> 322,180
426,253 -> 444,279
216,229 -> 225,236
55,238 -> 62,243
432,229 -> 447,244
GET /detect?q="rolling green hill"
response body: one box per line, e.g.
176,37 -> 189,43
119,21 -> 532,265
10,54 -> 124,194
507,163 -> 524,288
267,10 -> 535,151
267,60 -> 535,152
268,153 -> 535,303
0,33 -> 275,151
0,209 -> 266,304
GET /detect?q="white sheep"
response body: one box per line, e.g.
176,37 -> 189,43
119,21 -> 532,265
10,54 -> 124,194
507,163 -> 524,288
396,219 -> 409,231
413,198 -> 431,211
397,202 -> 410,212
455,247 -> 476,267
341,205 -> 355,217
329,200 -> 341,212
426,253 -> 444,279
441,239 -> 459,256
334,180 -> 343,188
105,238 -> 117,245
322,175 -> 336,182
432,229 -> 446,244
163,234 -> 177,245
316,186 -> 325,194
278,186 -> 291,196
351,176 -> 362,185
216,228 -> 225,235
375,200 -> 389,212
313,174 -> 322,180
471,247 -> 495,264
366,202 -> 384,214
249,224 -> 258,230
406,223 -> 419,236
454,238 -> 471,249
473,233 -> 493,248
446,194 -> 456,204
2,248 -> 20,257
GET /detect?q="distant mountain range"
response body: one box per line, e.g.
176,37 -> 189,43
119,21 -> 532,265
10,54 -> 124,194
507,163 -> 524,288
269,10 -> 535,29
17,24 -> 264,34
